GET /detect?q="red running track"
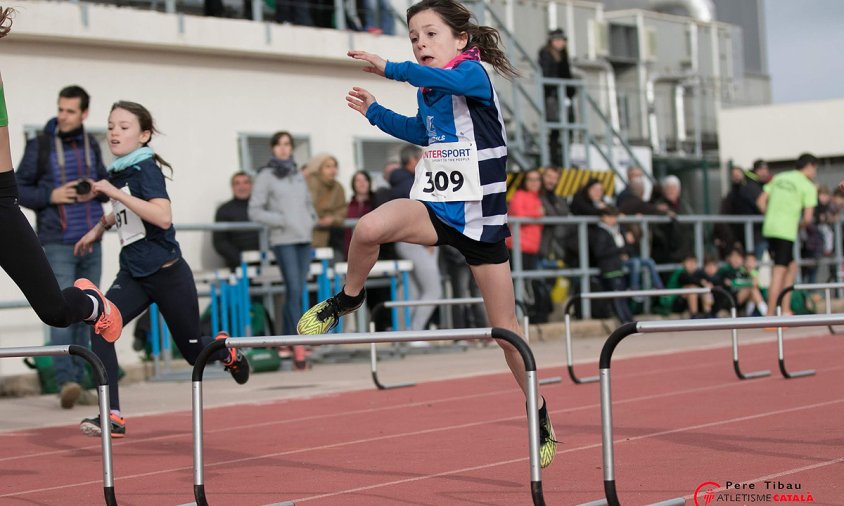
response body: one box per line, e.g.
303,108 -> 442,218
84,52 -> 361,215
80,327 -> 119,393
1,333 -> 842,505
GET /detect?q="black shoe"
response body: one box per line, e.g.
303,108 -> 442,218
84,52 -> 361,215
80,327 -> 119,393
216,332 -> 250,384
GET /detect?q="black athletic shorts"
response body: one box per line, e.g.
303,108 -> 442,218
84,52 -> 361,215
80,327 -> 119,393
767,237 -> 794,267
425,205 -> 509,266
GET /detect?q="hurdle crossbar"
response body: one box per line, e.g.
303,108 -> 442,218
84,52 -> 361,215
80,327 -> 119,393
582,313 -> 844,506
775,281 -> 844,378
368,298 -> 560,390
0,345 -> 116,506
191,328 -> 546,506
562,287 -> 768,384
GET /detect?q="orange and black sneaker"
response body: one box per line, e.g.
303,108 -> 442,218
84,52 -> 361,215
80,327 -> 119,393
216,332 -> 250,385
80,413 -> 126,438
74,278 -> 123,343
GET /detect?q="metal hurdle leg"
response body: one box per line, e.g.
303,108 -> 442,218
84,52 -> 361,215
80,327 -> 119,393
192,328 -> 546,506
730,306 -> 771,380
776,304 -> 816,378
369,322 -> 415,390
0,345 -> 116,506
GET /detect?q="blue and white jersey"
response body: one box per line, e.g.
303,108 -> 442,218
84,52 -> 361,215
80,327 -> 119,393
365,58 -> 510,243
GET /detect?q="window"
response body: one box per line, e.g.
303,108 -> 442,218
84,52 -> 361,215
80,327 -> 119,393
353,138 -> 406,188
237,132 -> 311,174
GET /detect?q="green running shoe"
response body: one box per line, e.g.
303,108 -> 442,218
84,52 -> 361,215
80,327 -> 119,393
297,289 -> 365,335
539,414 -> 557,469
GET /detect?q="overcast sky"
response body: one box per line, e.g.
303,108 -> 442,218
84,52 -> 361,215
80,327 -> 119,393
765,0 -> 844,103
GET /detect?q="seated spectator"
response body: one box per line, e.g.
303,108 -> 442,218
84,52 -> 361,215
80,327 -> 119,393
718,247 -> 767,316
213,171 -> 261,271
305,153 -> 348,258
663,255 -> 713,318
588,205 -> 633,323
617,177 -> 665,297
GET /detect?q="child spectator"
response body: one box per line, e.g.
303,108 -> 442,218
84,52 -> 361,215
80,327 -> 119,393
664,255 -> 712,318
588,205 -> 633,323
719,247 -> 767,316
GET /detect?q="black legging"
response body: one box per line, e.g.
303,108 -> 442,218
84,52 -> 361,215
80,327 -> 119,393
92,257 -> 228,410
0,171 -> 92,327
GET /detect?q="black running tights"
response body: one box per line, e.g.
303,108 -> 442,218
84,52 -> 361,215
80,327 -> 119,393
0,172 -> 92,327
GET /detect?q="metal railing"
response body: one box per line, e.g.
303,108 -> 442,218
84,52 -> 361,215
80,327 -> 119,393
508,213 -> 844,319
190,328 -> 546,506
582,313 -> 844,506
560,286 -> 769,384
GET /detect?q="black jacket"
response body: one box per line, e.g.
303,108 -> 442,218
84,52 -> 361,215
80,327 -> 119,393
588,223 -> 626,276
213,197 -> 260,270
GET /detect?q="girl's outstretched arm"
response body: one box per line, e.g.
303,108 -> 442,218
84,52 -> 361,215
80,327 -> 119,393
347,50 -> 387,77
346,86 -> 427,146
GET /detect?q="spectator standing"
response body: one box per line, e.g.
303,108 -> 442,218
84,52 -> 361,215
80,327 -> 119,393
729,159 -> 770,258
614,166 -> 645,208
507,169 -> 550,322
650,175 -> 693,267
362,0 -> 395,34
344,170 -> 375,259
306,153 -> 348,259
213,171 -> 260,271
16,85 -> 109,409
569,177 -> 606,216
249,131 -> 317,344
757,153 -> 818,316
538,166 -> 571,263
538,28 -> 575,167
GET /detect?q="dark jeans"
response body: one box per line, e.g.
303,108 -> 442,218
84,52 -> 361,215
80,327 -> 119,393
272,243 -> 311,336
600,275 -> 633,323
44,242 -> 102,387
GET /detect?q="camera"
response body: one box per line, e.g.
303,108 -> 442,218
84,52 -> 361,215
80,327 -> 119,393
75,180 -> 92,195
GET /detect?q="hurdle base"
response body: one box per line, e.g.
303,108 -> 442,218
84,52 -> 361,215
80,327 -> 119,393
733,361 -> 771,380
779,359 -> 816,379
577,499 -> 608,506
194,484 -> 208,506
539,376 -> 562,385
104,486 -> 116,506
371,371 -> 416,390
567,365 -> 599,384
531,480 -> 546,506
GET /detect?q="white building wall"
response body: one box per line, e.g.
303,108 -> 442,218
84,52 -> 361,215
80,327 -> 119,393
717,98 -> 844,190
0,1 -> 418,375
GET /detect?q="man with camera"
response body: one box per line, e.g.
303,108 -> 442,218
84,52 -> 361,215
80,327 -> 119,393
16,85 -> 108,409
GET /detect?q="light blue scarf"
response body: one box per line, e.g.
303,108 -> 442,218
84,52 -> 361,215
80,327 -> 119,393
108,146 -> 155,173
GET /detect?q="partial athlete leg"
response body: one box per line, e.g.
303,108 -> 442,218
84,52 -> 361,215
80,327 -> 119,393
766,265 -> 788,315
469,261 -> 529,396
345,199 -> 438,296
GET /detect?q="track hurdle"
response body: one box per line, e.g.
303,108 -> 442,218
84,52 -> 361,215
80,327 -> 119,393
580,313 -> 844,506
0,345 -> 116,506
774,281 -> 844,378
368,297 -> 562,389
191,328 -> 546,506
562,287 -> 769,384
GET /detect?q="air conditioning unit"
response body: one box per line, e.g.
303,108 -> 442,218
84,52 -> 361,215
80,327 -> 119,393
589,19 -> 609,57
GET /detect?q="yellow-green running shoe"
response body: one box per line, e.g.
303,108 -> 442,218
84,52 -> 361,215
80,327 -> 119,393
297,289 -> 365,335
539,414 -> 557,468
